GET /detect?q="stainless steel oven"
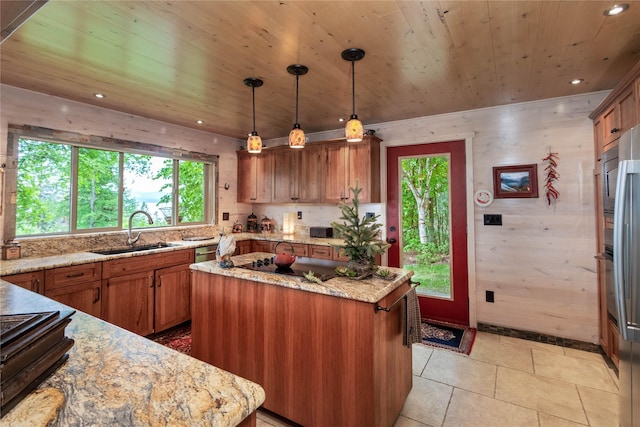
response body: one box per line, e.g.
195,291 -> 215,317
602,145 -> 618,218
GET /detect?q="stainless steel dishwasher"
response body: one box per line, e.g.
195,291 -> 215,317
195,245 -> 218,262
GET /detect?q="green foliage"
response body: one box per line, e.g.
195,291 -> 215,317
330,182 -> 389,267
155,160 -> 205,223
400,156 -> 450,258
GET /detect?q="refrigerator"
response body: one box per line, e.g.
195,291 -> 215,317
614,125 -> 640,427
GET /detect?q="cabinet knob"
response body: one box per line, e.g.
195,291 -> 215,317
611,128 -> 620,134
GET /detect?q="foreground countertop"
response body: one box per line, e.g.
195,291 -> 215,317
0,281 -> 265,425
190,252 -> 413,304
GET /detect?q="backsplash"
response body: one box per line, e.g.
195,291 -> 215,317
13,225 -> 222,258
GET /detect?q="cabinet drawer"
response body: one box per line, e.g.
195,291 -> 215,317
45,263 -> 102,291
103,249 -> 194,278
333,248 -> 350,262
309,245 -> 333,260
2,270 -> 45,294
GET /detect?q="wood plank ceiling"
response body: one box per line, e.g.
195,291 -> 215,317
1,1 -> 640,140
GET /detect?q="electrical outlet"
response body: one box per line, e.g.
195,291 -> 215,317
365,212 -> 374,219
222,212 -> 229,221
483,214 -> 502,226
297,211 -> 302,220
486,290 -> 495,303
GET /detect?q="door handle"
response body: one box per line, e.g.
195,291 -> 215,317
387,238 -> 397,244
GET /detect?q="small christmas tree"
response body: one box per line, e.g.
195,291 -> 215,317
331,182 -> 389,273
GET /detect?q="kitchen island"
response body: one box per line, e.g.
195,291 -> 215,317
0,281 -> 265,426
190,253 -> 415,427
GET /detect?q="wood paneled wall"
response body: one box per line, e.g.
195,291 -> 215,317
1,83 -> 607,342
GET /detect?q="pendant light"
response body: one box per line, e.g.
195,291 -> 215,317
341,48 -> 365,142
287,64 -> 309,149
244,77 -> 264,153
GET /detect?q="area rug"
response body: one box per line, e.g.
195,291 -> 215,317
420,320 -> 476,355
150,322 -> 191,355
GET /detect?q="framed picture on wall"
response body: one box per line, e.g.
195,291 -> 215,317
492,164 -> 539,199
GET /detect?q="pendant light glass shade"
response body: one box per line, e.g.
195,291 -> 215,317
244,77 -> 264,153
287,64 -> 309,149
345,116 -> 364,142
247,132 -> 262,153
342,48 -> 365,143
289,125 -> 305,148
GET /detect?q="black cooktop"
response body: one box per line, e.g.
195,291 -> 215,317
236,257 -> 337,281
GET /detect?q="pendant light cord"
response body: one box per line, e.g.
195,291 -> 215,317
251,85 -> 257,133
351,60 -> 356,117
295,74 -> 300,124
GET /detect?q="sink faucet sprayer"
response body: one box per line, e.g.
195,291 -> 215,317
127,210 -> 154,245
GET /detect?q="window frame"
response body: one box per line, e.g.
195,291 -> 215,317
5,125 -> 218,239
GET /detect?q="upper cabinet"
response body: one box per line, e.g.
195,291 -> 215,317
323,137 -> 381,203
237,136 -> 381,204
237,151 -> 273,203
591,61 -> 640,159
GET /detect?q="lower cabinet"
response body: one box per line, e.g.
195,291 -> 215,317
45,281 -> 102,318
102,249 -> 194,336
154,263 -> 191,332
44,262 -> 102,318
2,270 -> 45,294
102,271 -> 155,336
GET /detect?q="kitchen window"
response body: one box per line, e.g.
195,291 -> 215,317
8,125 -> 217,238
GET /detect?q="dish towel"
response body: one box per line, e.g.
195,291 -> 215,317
402,286 -> 422,347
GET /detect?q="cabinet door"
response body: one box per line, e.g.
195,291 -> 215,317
618,85 -> 636,135
272,149 -> 300,202
102,271 -> 154,336
299,144 -> 324,202
255,153 -> 273,203
154,263 -> 191,333
348,139 -> 381,203
601,104 -> 620,148
237,152 -> 256,203
252,240 -> 272,253
323,143 -> 348,203
2,271 -> 44,294
45,281 -> 102,318
237,152 -> 273,203
593,117 -> 604,161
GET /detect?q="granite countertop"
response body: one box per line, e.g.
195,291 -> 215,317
0,281 -> 266,425
190,252 -> 414,304
0,233 -> 345,276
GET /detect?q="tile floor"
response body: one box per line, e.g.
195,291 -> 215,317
256,331 -> 620,427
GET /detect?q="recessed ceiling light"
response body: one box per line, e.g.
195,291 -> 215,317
570,78 -> 584,85
603,3 -> 628,16
196,119 -> 204,125
337,117 -> 345,123
93,93 -> 105,99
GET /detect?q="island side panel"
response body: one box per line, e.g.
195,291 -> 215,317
373,282 -> 414,426
191,271 -> 412,427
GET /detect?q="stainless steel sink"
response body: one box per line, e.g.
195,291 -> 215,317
91,242 -> 177,255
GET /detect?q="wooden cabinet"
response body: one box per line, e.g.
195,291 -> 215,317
154,263 -> 191,332
2,270 -> 44,294
102,249 -> 194,335
234,239 -> 252,255
309,244 -> 333,260
44,263 -> 102,318
590,59 -> 640,368
323,137 -> 381,203
191,272 -> 412,427
237,151 -> 273,203
102,270 -> 155,336
272,149 -> 300,203
237,136 -> 380,204
251,239 -> 273,253
272,145 -> 324,203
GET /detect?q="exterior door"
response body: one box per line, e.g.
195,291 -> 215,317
387,140 -> 469,325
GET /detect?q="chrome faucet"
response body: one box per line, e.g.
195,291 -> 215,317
127,210 -> 154,245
